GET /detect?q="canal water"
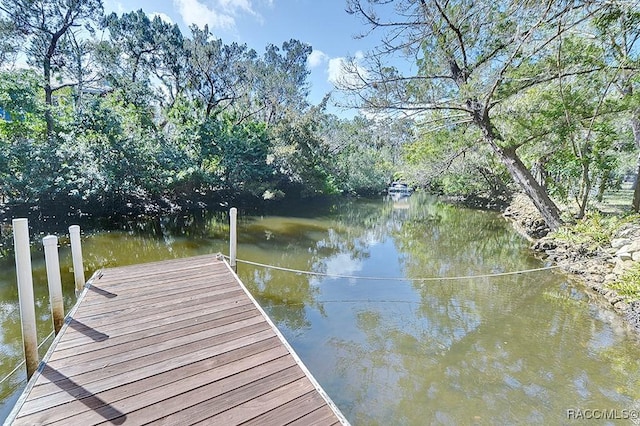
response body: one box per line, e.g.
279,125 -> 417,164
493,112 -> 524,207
1,194 -> 639,424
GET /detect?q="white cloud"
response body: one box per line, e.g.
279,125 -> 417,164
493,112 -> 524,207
327,55 -> 368,90
323,253 -> 363,284
308,50 -> 329,69
149,12 -> 174,24
327,58 -> 345,84
103,0 -> 126,14
218,0 -> 255,15
173,0 -> 235,29
217,0 -> 266,24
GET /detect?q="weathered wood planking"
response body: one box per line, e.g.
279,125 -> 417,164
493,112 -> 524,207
6,255 -> 349,425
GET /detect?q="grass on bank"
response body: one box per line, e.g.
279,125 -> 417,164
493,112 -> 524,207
594,188 -> 634,215
552,211 -> 640,248
609,263 -> 640,302
552,187 -> 640,304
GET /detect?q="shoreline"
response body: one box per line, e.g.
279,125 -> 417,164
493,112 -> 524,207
3,190 -> 639,337
502,193 -> 640,335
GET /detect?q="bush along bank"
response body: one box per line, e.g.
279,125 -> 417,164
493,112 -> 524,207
504,194 -> 640,333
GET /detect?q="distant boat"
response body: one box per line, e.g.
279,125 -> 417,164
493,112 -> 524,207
388,182 -> 413,196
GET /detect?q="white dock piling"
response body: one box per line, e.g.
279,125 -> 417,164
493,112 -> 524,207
43,235 -> 64,335
230,208 -> 237,271
69,225 -> 85,294
12,218 -> 39,379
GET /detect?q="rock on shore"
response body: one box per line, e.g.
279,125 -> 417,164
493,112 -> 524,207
504,194 -> 640,333
503,194 -> 551,240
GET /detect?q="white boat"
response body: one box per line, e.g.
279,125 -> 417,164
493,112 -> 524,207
388,182 -> 413,196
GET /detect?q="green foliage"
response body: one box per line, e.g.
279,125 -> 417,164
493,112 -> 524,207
334,144 -> 392,194
0,70 -> 48,200
0,3 -> 398,214
552,211 -> 640,247
404,125 -> 512,198
321,115 -> 401,194
270,107 -> 340,197
200,113 -> 275,196
2,0 -> 638,218
253,39 -> 312,124
0,18 -> 20,67
502,37 -> 631,215
610,263 -> 640,302
0,69 -> 41,119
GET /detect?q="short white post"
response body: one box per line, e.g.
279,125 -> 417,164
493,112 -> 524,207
229,207 -> 237,271
69,225 -> 85,294
43,235 -> 64,335
12,218 -> 39,380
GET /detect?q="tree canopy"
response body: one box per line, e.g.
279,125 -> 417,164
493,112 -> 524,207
0,3 -> 407,216
342,0 -> 640,227
0,0 -> 638,223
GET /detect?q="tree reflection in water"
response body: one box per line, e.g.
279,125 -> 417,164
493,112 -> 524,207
233,194 -> 640,425
1,194 -> 640,424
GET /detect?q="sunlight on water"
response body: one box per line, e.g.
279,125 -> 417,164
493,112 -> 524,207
1,194 -> 639,424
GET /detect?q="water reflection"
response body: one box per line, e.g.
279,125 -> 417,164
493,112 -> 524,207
1,194 -> 639,424
234,194 -> 640,424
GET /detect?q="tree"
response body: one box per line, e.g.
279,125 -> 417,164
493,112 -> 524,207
593,4 -> 640,211
405,124 -> 512,199
0,0 -> 103,139
0,70 -> 45,201
185,25 -> 255,120
269,101 -> 339,196
504,33 -> 625,218
250,39 -> 312,125
0,17 -> 21,67
205,114 -> 273,196
150,18 -> 188,116
321,115 -> 407,194
98,9 -> 190,119
343,0 -> 610,229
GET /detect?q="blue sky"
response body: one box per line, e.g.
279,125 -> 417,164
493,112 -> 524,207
104,0 -> 381,116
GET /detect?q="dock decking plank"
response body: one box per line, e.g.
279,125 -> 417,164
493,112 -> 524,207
241,390 -> 327,425
8,255 -> 348,425
53,301 -> 255,353
25,329 -> 279,405
201,376 -> 317,425
26,321 -> 273,402
17,345 -> 291,425
103,358 -> 302,426
47,310 -> 263,367
71,281 -> 239,317
57,290 -> 249,334
17,337 -> 286,417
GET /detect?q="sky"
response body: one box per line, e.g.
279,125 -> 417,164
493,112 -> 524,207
103,0 -> 383,117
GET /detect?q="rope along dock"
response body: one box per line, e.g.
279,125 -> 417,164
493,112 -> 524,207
225,254 -> 605,282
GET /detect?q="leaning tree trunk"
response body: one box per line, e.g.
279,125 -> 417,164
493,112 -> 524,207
494,144 -> 563,230
474,110 -> 563,230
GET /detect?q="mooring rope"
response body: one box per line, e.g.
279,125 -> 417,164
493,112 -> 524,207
0,253 -> 606,387
224,254 -> 606,282
0,331 -> 55,387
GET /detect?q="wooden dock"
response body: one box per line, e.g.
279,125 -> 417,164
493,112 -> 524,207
5,255 -> 348,425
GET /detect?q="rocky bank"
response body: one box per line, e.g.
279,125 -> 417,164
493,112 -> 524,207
504,193 -> 640,333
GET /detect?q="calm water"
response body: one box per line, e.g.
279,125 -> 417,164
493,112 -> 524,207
1,194 -> 640,424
